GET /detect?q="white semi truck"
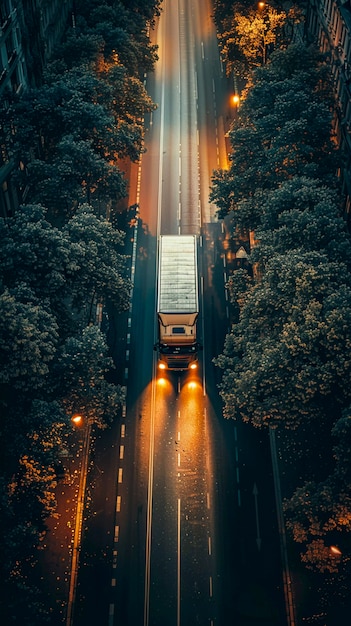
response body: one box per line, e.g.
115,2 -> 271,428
156,235 -> 199,371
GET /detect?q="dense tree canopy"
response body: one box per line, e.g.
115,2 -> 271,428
210,44 -> 338,224
0,0 -> 160,620
284,408 -> 351,574
217,250 -> 351,428
213,0 -> 302,76
211,29 -> 351,592
0,0 -> 158,220
0,203 -> 130,619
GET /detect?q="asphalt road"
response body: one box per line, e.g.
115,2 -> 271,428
71,1 -> 288,626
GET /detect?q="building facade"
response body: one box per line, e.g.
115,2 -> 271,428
306,0 -> 351,224
0,0 -> 73,217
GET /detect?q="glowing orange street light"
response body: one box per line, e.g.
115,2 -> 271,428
258,2 -> 266,9
72,414 -> 83,425
330,545 -> 342,556
232,94 -> 240,107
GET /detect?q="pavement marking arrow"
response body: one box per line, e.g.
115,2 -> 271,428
253,482 -> 262,551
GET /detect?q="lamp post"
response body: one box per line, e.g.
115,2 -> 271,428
257,1 -> 271,65
258,2 -> 267,65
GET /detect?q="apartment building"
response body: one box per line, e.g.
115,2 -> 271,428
0,0 -> 73,217
307,0 -> 351,224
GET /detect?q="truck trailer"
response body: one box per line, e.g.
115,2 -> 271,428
156,235 -> 199,371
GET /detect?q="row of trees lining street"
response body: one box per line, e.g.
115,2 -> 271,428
212,1 -> 351,621
0,1 -> 161,623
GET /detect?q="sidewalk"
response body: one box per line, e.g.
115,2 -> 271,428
274,425 -> 351,625
37,432 -> 84,625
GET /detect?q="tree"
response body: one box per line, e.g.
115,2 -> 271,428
216,251 -> 351,428
234,6 -> 286,67
55,325 -> 125,428
6,76 -> 129,215
332,409 -> 351,484
0,0 -> 163,620
101,64 -> 156,159
210,44 -> 338,224
284,412 -> 351,574
0,287 -> 59,394
54,31 -> 105,70
215,2 -> 288,77
73,0 -> 160,74
249,178 -> 351,268
63,205 -> 131,313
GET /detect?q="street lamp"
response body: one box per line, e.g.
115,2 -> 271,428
71,413 -> 83,425
232,94 -> 240,107
330,545 -> 342,556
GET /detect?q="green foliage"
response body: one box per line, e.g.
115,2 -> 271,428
217,251 -> 351,428
63,204 -> 131,311
249,178 -> 351,269
214,1 -> 297,76
2,0 -> 158,220
284,412 -> 351,573
211,44 -> 338,224
73,0 -> 160,74
56,325 -> 125,428
212,12 -> 351,591
0,202 -> 129,617
0,287 -> 59,392
0,0 -> 161,620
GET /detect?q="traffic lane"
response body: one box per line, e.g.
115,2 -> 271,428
178,0 -> 199,234
177,379 -> 218,626
148,375 -> 179,625
159,2 -> 182,235
200,229 -> 286,624
203,383 -> 286,625
73,422 -> 123,626
112,231 -> 159,625
161,80 -> 182,235
207,406 -> 286,625
110,386 -> 153,626
148,372 -> 218,626
148,0 -> 181,236
193,0 -> 227,224
231,421 -> 286,624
